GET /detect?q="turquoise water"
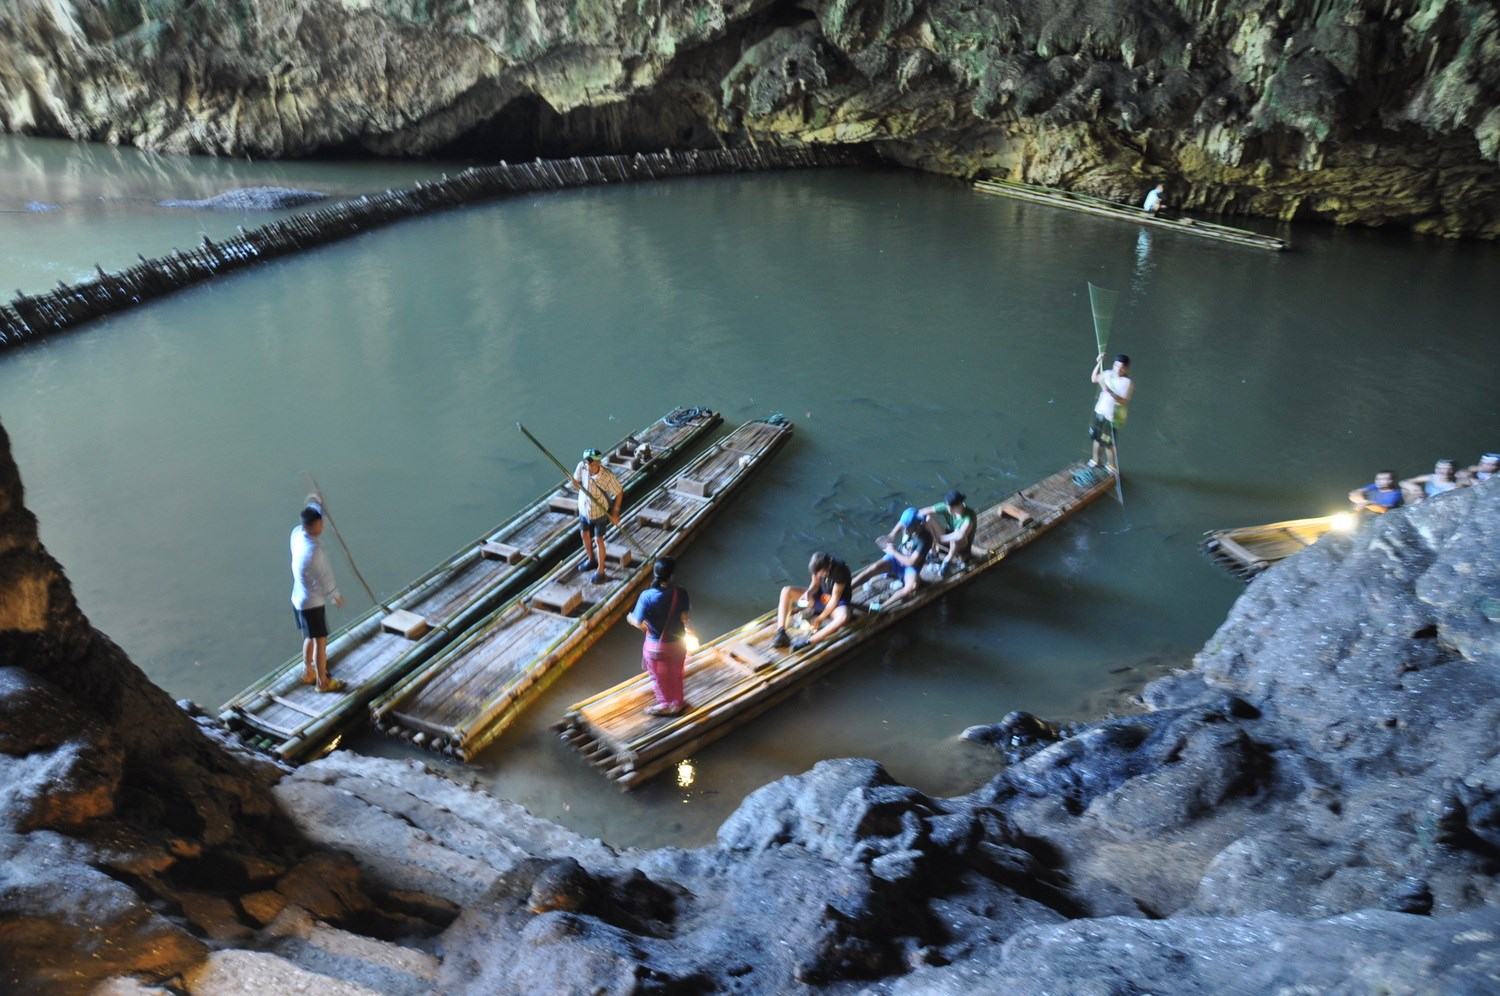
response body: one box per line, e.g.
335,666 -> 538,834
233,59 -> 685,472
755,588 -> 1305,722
1,137 -> 1497,847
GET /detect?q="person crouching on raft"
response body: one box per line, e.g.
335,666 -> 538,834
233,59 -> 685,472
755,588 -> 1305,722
627,557 -> 693,717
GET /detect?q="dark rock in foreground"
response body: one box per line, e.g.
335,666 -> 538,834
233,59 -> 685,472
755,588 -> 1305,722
157,187 -> 330,211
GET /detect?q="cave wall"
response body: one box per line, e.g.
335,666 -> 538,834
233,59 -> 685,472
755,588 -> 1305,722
1,0 -> 1497,235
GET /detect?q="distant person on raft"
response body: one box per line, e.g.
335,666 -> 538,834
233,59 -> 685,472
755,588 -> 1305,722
1461,452 -> 1499,485
1348,471 -> 1404,512
851,507 -> 933,611
1401,459 -> 1461,503
1143,183 -> 1166,215
921,489 -> 979,575
772,551 -> 854,651
291,501 -> 345,692
1089,353 -> 1133,474
627,557 -> 693,717
571,447 -> 623,586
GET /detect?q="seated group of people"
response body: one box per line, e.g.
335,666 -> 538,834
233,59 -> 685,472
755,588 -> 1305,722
770,490 -> 979,652
1349,452 -> 1498,512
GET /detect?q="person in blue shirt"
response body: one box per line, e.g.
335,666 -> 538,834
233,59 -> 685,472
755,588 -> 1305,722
1348,471 -> 1403,512
852,507 -> 933,608
627,557 -> 693,717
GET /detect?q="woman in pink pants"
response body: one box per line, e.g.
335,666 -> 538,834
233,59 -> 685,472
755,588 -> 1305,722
627,557 -> 693,717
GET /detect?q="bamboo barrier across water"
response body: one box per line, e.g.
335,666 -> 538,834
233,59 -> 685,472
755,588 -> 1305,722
0,146 -> 864,350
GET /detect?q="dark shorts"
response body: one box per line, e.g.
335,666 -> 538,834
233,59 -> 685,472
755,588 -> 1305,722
579,515 -> 610,538
293,605 -> 328,639
810,592 -> 850,615
1089,415 -> 1116,446
880,556 -> 920,585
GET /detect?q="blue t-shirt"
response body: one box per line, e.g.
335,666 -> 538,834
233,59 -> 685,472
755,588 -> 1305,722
631,585 -> 690,642
1361,484 -> 1403,508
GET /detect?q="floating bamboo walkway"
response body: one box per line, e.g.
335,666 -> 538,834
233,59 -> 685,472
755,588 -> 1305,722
218,405 -> 722,761
1200,514 -> 1340,581
369,416 -> 794,760
0,147 -> 863,350
558,461 -> 1116,790
973,178 -> 1290,251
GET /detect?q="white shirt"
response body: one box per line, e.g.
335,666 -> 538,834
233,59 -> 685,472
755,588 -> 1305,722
1143,189 -> 1163,212
1095,371 -> 1133,421
290,526 -> 340,610
574,462 -> 622,520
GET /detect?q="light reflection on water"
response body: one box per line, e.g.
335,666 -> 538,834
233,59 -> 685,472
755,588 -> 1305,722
1,138 -> 1498,849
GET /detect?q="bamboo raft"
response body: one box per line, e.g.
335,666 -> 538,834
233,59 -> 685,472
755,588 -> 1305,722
973,178 -> 1290,251
1200,514 -> 1341,581
0,146 -> 863,351
557,460 -> 1116,790
218,405 -> 723,761
369,416 -> 795,760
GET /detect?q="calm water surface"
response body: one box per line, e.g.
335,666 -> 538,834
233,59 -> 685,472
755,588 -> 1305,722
2,138 -> 1497,848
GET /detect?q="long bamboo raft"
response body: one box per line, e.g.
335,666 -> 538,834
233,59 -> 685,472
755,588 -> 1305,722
369,416 -> 794,760
973,178 -> 1290,251
1200,514 -> 1341,581
558,460 -> 1116,790
218,405 -> 723,761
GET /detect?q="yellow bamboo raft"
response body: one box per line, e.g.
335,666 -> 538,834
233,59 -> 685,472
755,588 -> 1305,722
369,416 -> 794,760
219,405 -> 722,762
1200,514 -> 1341,581
973,178 -> 1290,251
557,460 -> 1116,790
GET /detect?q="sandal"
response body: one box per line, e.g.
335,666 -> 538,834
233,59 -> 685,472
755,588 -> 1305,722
316,679 -> 345,693
300,671 -> 316,685
645,704 -> 682,717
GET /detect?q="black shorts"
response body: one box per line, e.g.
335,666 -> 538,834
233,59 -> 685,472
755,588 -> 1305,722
579,515 -> 610,538
1089,415 -> 1116,446
293,605 -> 328,639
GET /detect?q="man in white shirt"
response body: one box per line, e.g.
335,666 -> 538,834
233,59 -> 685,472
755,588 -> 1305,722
573,448 -> 623,585
1089,353 -> 1133,474
1143,183 -> 1166,214
291,503 -> 344,692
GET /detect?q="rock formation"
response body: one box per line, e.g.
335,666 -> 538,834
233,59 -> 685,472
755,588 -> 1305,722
3,383 -> 1497,992
2,0 -> 1498,236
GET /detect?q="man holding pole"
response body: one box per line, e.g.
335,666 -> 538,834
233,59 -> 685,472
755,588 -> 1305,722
573,447 -> 623,585
1089,353 -> 1133,474
291,502 -> 345,692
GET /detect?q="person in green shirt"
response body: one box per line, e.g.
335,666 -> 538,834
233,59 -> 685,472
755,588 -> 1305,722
922,490 -> 978,575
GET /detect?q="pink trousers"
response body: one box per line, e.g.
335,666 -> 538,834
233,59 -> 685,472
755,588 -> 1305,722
642,638 -> 687,710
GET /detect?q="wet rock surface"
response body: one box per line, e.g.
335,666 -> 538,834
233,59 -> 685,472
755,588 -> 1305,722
2,0 -> 1498,236
2,411 -> 1499,991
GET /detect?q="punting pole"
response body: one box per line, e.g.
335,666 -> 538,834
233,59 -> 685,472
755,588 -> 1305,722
1087,282 -> 1125,504
305,474 -> 389,610
516,422 -> 651,559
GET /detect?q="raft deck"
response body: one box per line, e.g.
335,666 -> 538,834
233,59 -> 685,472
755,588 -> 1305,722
218,405 -> 722,761
369,416 -> 794,760
1200,514 -> 1340,581
558,460 -> 1116,790
973,178 -> 1290,251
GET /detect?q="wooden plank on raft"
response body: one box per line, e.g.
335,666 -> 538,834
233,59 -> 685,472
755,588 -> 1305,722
367,417 -> 795,760
217,405 -> 723,762
381,609 -> 430,640
558,460 -> 1117,790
